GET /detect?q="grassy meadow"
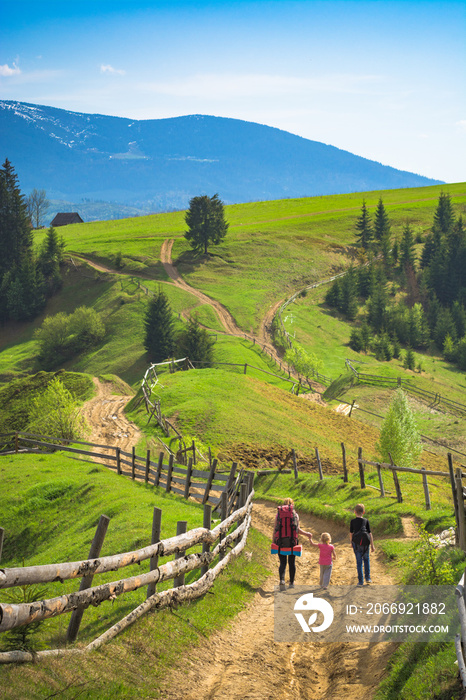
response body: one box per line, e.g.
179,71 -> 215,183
1,183 -> 466,698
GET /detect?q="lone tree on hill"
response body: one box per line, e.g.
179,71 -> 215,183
144,288 -> 175,363
184,194 -> 228,256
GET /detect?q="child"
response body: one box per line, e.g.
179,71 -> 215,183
349,503 -> 375,586
309,532 -> 337,589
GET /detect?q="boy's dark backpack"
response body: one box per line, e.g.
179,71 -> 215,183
274,505 -> 298,548
352,519 -> 371,551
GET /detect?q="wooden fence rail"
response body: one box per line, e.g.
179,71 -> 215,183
0,431 -> 242,513
0,489 -> 254,663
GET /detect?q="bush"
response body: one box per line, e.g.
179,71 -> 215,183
34,306 -> 105,368
27,376 -> 89,441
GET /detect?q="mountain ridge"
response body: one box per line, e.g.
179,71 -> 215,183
0,100 -> 443,221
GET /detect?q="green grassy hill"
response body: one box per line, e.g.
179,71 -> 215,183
1,184 -> 466,699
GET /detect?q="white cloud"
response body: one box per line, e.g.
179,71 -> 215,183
0,63 -> 21,77
100,64 -> 126,76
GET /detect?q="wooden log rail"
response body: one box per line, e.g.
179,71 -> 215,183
455,570 -> 466,688
0,493 -> 253,633
0,432 -> 236,508
0,515 -> 252,664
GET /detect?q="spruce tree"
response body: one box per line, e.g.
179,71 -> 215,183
373,197 -> 391,244
0,159 -> 33,278
355,200 -> 373,250
179,315 -> 215,365
143,289 -> 175,363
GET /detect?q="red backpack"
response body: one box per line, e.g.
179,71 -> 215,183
274,505 -> 298,548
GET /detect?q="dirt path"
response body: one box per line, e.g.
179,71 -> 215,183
80,377 -> 143,454
160,239 -> 326,398
161,501 -> 396,700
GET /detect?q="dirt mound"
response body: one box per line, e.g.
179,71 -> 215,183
217,443 -> 342,475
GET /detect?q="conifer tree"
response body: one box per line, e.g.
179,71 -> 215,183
373,197 -> 391,244
178,314 -> 215,365
143,289 -> 175,362
355,200 -> 373,250
185,194 -> 228,255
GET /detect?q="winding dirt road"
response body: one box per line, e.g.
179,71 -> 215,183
161,501 -> 397,700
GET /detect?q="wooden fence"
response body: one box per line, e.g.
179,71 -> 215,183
455,569 -> 466,688
0,485 -> 254,664
345,359 -> 466,417
0,431 -> 245,514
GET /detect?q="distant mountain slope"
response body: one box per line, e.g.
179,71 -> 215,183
0,100 -> 442,220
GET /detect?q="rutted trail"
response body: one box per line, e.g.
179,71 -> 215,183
161,501 -> 396,700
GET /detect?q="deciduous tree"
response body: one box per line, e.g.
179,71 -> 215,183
377,388 -> 422,469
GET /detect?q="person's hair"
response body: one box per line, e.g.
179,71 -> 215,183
321,532 -> 331,543
283,498 -> 294,507
355,503 -> 365,515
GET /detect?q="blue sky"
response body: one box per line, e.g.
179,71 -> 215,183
1,0 -> 465,183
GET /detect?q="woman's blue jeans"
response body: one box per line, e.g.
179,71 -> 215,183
353,545 -> 370,584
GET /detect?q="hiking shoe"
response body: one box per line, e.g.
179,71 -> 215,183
366,579 -> 372,584
280,579 -> 285,585
289,583 -> 295,588
357,582 -> 364,587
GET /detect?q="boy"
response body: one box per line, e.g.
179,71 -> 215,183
349,503 -> 375,586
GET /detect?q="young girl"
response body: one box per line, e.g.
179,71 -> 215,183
309,532 -> 337,589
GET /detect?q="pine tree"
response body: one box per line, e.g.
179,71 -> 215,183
178,315 -> 215,365
373,197 -> 391,244
0,159 -> 33,279
355,200 -> 373,250
143,289 -> 175,362
399,223 -> 416,270
377,389 -> 422,468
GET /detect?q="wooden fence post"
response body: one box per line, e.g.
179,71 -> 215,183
147,507 -> 162,599
239,483 -> 248,510
376,463 -> 385,497
244,363 -> 247,374
456,468 -> 466,552
192,440 -> 196,465
67,514 -> 110,642
219,492 -> 228,562
116,447 -> 121,475
349,399 -> 356,417
357,448 -> 365,489
203,458 -> 217,504
15,432 -> 18,454
0,527 -> 4,563
421,468 -> 431,511
154,451 -> 164,487
341,443 -> 348,483
201,505 -> 212,577
174,521 -> 188,587
145,449 -> 151,483
315,447 -> 323,480
292,449 -> 299,480
184,458 -> 193,500
165,454 -> 174,493
132,446 -> 136,480
449,453 -> 460,544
